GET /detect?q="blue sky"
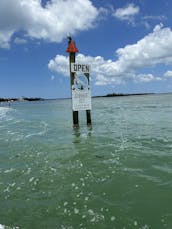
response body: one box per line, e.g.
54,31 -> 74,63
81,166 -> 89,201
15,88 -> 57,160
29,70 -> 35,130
0,0 -> 172,98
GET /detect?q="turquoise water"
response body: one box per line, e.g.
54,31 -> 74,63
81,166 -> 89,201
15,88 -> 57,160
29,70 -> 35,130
0,94 -> 172,229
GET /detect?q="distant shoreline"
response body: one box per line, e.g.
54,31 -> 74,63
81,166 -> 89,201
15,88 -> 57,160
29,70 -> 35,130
0,92 -> 172,103
0,97 -> 44,103
93,92 -> 155,98
93,92 -> 172,98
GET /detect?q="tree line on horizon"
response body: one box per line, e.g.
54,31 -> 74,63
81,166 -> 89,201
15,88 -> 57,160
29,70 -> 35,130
0,97 -> 44,102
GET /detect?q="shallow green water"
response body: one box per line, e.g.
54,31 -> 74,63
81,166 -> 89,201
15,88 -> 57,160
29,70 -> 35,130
0,94 -> 172,229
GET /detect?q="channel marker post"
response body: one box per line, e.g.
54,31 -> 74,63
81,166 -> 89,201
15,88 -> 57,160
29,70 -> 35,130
66,37 -> 92,128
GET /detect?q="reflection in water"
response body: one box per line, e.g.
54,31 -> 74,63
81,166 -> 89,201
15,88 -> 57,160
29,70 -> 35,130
72,126 -> 92,144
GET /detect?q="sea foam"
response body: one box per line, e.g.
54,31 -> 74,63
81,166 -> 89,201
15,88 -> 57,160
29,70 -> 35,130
0,107 -> 11,120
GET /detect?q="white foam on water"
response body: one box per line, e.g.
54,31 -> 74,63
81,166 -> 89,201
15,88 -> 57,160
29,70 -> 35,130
0,107 -> 13,122
85,196 -> 89,201
71,183 -> 76,187
63,201 -> 68,206
111,216 -> 116,221
50,167 -> 57,173
64,209 -> 67,214
0,224 -> 19,229
134,221 -> 138,226
25,168 -> 31,175
87,210 -> 105,223
25,121 -> 48,139
4,168 -> 15,174
29,177 -> 34,182
88,209 -> 94,215
74,208 -> 79,214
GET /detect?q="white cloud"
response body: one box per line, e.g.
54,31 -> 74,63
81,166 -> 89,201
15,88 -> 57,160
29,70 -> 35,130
0,32 -> 13,49
133,74 -> 161,83
14,37 -> 27,44
0,0 -> 99,48
143,15 -> 166,21
153,23 -> 164,32
113,3 -> 139,23
48,24 -> 172,86
48,54 -> 127,85
116,24 -> 172,70
48,55 -> 69,76
164,70 -> 172,78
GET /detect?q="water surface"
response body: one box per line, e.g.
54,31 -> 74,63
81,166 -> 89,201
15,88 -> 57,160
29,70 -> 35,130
0,94 -> 172,228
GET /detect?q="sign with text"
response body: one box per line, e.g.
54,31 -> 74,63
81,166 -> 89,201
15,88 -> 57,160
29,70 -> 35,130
72,89 -> 91,111
71,63 -> 90,73
71,70 -> 91,111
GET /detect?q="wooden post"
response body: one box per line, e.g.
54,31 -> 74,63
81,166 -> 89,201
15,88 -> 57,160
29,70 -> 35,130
67,37 -> 79,128
66,37 -> 92,128
70,52 -> 79,127
84,72 -> 92,126
86,110 -> 91,126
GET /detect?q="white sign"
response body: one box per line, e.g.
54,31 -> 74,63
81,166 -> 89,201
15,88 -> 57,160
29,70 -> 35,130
72,89 -> 91,111
71,63 -> 90,73
72,73 -> 91,111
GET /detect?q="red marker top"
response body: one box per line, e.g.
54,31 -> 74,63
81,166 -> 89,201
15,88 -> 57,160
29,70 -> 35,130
66,40 -> 79,53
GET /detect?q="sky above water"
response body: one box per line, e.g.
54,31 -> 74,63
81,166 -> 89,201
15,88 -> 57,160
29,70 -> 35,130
0,0 -> 172,98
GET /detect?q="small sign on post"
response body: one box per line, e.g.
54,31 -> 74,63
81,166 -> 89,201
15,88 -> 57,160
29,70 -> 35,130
66,37 -> 92,128
71,63 -> 91,112
71,63 -> 90,73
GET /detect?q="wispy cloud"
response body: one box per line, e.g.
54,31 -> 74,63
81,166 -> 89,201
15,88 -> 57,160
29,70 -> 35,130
142,15 -> 167,21
141,15 -> 167,29
112,3 -> 139,25
14,37 -> 27,45
133,74 -> 162,83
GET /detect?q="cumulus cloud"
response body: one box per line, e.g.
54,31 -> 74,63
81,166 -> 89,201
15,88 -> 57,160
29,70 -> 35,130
113,3 -> 139,24
116,23 -> 172,70
48,54 -> 127,85
0,0 -> 99,48
48,55 -> 69,76
48,24 -> 172,86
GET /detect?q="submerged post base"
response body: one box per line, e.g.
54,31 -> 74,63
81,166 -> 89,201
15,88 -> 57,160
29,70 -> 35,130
73,124 -> 79,129
73,111 -> 79,128
86,110 -> 92,126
